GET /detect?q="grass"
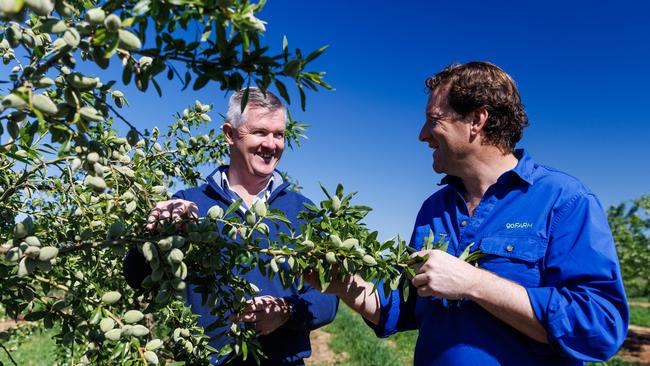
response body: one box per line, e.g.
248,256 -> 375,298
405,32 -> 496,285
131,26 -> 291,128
0,328 -> 58,366
630,305 -> 650,328
319,304 -> 408,365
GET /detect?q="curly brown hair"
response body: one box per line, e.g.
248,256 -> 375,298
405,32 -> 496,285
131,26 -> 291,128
425,62 -> 529,152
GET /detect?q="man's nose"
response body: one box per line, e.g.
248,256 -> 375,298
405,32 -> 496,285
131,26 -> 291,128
418,123 -> 429,142
261,134 -> 275,148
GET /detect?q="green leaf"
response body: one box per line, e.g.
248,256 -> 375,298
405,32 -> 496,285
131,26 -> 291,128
402,275 -> 410,302
193,74 -> 210,90
458,242 -> 475,261
299,85 -> 306,111
240,86 -> 250,113
305,45 -> 328,63
225,199 -> 242,217
151,78 -> 162,97
24,310 -> 48,321
274,79 -> 290,104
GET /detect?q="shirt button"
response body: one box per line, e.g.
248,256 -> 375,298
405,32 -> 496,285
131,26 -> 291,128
506,244 -> 514,252
460,220 -> 468,227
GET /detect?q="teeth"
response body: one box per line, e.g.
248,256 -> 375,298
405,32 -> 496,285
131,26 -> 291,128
258,153 -> 273,159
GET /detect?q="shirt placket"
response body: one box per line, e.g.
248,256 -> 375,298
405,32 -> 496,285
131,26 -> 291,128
454,187 -> 498,256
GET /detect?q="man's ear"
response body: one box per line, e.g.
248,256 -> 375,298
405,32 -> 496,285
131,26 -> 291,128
469,106 -> 489,137
223,123 -> 235,145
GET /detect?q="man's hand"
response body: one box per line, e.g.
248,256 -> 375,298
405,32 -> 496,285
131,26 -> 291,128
146,199 -> 199,231
410,249 -> 481,299
303,266 -> 343,294
236,296 -> 291,336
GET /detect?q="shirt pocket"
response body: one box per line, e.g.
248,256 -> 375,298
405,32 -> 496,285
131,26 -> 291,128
478,236 -> 547,287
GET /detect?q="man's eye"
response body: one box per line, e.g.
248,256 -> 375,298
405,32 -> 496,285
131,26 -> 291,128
275,133 -> 285,139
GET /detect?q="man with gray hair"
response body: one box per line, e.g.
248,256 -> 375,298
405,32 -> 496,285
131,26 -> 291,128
125,87 -> 338,365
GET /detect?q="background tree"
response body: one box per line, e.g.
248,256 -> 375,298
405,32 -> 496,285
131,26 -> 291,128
609,195 -> 650,299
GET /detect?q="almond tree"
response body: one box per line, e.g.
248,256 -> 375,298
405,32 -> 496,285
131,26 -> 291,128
0,1 -> 423,364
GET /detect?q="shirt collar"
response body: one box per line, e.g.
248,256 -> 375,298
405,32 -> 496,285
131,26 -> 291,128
439,148 -> 535,188
215,169 -> 274,201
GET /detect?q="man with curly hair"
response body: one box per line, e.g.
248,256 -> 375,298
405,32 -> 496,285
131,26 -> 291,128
309,62 -> 628,365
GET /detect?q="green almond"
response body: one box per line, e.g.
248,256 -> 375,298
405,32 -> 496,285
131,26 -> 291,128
167,248 -> 184,264
62,28 -> 80,48
302,240 -> 315,250
38,246 -> 58,261
79,106 -> 103,122
142,242 -> 156,262
245,211 -> 256,226
32,94 -> 58,115
41,18 -> 67,34
104,14 -> 121,31
24,246 -> 41,259
325,252 -> 337,264
101,291 -> 121,305
252,201 -> 267,217
118,29 -> 141,51
143,350 -> 159,365
103,328 -> 121,341
5,247 -> 22,262
2,93 -> 26,109
84,8 -> 105,25
330,234 -> 343,247
25,0 -> 54,16
34,77 -> 55,88
207,205 -> 224,219
131,324 -> 149,337
67,73 -> 98,91
157,237 -> 173,252
342,238 -> 358,249
362,254 -> 377,266
330,196 -> 341,212
170,235 -> 185,248
99,318 -> 115,332
24,236 -> 41,247
123,310 -> 144,324
269,258 -> 279,272
145,339 -> 163,351
171,278 -> 186,291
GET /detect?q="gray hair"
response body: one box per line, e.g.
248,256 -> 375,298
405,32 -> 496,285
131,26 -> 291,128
225,87 -> 286,129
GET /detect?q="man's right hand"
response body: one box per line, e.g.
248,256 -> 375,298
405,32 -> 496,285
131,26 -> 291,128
146,199 -> 198,231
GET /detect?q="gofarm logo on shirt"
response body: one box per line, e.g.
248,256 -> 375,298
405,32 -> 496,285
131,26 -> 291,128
505,222 -> 533,229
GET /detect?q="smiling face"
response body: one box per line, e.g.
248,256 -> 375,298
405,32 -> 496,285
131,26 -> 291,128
418,84 -> 472,175
225,107 -> 286,180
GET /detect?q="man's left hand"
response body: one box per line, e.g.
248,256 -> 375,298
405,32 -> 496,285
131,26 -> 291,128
236,296 -> 291,336
410,249 -> 482,299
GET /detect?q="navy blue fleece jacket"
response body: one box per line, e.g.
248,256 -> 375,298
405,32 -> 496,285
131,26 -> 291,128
124,167 -> 338,365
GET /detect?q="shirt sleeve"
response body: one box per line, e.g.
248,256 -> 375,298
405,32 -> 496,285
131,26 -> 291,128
364,276 -> 418,338
282,284 -> 339,331
526,192 -> 629,362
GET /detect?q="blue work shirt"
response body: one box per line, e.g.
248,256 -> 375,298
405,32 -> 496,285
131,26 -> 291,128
369,149 -> 628,365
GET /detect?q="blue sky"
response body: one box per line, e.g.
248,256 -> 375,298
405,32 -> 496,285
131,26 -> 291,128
5,1 -> 650,240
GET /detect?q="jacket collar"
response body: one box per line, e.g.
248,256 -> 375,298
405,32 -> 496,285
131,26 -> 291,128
206,165 -> 290,204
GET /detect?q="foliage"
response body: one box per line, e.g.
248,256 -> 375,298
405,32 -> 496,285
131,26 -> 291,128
629,305 -> 650,328
0,1 -> 427,364
608,195 -> 650,297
